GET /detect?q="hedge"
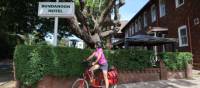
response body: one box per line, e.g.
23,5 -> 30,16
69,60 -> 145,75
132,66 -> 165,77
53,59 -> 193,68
159,52 -> 192,70
14,45 -> 154,86
14,45 -> 91,86
105,49 -> 154,71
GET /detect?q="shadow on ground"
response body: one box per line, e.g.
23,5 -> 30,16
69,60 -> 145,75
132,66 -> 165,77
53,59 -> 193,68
117,78 -> 198,88
117,70 -> 200,88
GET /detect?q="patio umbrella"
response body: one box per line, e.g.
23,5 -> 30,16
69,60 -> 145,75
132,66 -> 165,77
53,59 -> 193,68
125,34 -> 177,61
125,35 -> 177,46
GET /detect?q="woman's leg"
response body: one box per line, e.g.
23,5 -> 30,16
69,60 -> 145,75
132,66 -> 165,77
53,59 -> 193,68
89,64 -> 100,82
102,70 -> 109,88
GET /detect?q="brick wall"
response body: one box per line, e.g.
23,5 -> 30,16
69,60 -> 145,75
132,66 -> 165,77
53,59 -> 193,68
122,0 -> 200,64
133,0 -> 200,64
15,61 -> 192,88
118,68 -> 160,84
164,0 -> 200,63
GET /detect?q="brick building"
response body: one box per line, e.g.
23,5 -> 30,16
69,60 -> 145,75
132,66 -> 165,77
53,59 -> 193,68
119,0 -> 200,66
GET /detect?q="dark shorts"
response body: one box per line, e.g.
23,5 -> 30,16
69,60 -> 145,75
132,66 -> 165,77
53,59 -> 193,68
99,63 -> 108,71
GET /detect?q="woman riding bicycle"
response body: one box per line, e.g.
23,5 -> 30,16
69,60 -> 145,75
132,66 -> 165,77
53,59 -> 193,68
85,41 -> 109,88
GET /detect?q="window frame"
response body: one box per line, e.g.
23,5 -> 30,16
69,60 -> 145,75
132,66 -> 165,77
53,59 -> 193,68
125,30 -> 128,38
130,25 -> 133,36
175,0 -> 184,8
135,21 -> 138,32
143,12 -> 147,27
132,24 -> 135,35
128,27 -> 131,37
151,4 -> 157,22
178,25 -> 188,47
159,0 -> 166,17
138,17 -> 142,31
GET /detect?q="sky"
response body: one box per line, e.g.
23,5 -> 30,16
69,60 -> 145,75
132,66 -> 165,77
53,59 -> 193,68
119,0 -> 149,21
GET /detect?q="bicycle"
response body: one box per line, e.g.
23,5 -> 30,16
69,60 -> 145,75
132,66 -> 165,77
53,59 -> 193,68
72,60 -> 118,88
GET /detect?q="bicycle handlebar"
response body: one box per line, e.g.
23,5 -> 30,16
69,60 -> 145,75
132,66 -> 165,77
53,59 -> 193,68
81,59 -> 93,67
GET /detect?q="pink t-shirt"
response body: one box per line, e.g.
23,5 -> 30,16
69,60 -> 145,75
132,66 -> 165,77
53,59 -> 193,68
94,48 -> 107,65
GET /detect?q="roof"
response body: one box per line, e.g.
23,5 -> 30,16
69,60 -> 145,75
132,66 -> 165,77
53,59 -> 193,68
147,27 -> 168,34
118,21 -> 128,33
121,1 -> 152,32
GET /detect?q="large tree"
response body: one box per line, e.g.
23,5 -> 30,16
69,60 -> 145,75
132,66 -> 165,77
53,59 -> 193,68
0,0 -> 125,47
70,0 -> 125,47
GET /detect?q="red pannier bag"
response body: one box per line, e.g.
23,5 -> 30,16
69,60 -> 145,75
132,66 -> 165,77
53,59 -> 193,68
108,69 -> 118,85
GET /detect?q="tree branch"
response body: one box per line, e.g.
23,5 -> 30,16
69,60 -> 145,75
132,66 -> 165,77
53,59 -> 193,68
102,20 -> 121,27
100,30 -> 116,37
116,0 -> 125,8
114,0 -> 125,21
75,8 -> 92,35
66,16 -> 94,45
99,0 -> 125,37
94,0 -> 116,33
91,15 -> 97,25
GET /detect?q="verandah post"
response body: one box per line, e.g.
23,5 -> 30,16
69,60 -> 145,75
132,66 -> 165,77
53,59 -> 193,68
160,59 -> 167,80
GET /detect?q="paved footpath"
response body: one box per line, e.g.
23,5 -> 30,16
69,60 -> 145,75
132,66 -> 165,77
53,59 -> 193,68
117,70 -> 200,88
1,79 -> 200,88
117,77 -> 200,88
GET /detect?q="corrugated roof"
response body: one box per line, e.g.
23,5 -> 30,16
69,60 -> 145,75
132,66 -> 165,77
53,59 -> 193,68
118,20 -> 128,33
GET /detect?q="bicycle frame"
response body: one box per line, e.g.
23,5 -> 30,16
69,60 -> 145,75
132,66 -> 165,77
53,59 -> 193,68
82,66 -> 118,88
74,61 -> 118,88
82,68 -> 104,88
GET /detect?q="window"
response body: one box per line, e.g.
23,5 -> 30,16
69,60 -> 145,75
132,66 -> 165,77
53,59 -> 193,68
143,12 -> 147,27
135,21 -> 138,32
159,0 -> 166,17
194,18 -> 199,25
129,26 -> 132,37
138,18 -> 142,31
125,30 -> 128,38
178,25 -> 188,47
151,5 -> 157,22
132,24 -> 135,35
175,0 -> 184,8
130,26 -> 133,36
78,44 -> 82,47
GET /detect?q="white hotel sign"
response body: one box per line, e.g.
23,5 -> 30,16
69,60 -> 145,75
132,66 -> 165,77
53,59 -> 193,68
38,2 -> 74,18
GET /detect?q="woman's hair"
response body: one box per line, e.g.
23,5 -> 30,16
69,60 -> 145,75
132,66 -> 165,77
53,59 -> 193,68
95,41 -> 102,48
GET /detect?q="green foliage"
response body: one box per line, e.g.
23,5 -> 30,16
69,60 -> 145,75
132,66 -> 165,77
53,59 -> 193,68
0,0 -> 70,41
14,45 -> 92,86
74,0 -> 106,9
15,45 -> 193,87
159,52 -> 192,70
14,45 -> 192,86
14,45 -> 154,86
105,49 -> 154,71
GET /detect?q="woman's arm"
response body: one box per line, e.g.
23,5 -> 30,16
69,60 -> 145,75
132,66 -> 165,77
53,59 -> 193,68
86,52 -> 95,61
92,51 -> 102,65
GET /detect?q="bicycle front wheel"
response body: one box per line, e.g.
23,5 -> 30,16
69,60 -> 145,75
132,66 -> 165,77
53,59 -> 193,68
72,78 -> 88,88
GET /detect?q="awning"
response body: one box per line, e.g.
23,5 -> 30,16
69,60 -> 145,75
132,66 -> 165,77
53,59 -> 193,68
147,27 -> 168,34
125,35 -> 177,46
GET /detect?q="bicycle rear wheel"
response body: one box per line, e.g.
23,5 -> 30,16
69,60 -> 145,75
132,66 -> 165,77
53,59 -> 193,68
72,78 -> 88,88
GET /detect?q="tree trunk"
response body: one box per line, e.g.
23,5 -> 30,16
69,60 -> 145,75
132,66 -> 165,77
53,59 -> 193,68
65,0 -> 125,48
